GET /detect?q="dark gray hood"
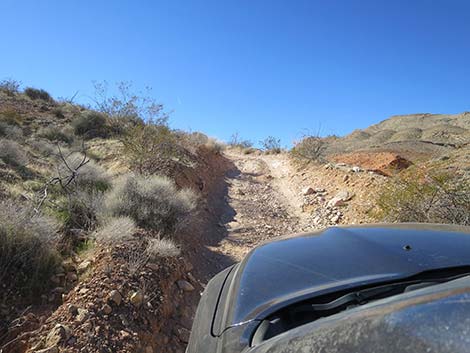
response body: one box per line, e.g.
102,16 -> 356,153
214,223 -> 470,334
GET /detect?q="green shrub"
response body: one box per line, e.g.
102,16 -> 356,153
72,112 -> 109,139
374,168 -> 470,225
37,126 -> 73,143
0,138 -> 28,167
0,200 -> 60,295
290,135 -> 326,162
24,87 -> 53,102
122,123 -> 176,173
104,173 -> 197,235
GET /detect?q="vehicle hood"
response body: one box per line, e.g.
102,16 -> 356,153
215,223 -> 470,334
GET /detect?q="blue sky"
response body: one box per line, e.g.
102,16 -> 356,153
1,0 -> 470,146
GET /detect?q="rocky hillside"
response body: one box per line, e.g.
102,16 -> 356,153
323,112 -> 470,174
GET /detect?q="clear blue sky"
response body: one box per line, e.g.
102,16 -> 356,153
1,0 -> 470,146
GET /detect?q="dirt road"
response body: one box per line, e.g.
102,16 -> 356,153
206,151 -> 315,264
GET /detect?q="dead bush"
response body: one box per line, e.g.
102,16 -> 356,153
105,173 -> 197,235
94,216 -> 137,244
0,200 -> 60,295
0,138 -> 28,167
374,168 -> 470,225
24,87 -> 53,102
72,112 -> 109,139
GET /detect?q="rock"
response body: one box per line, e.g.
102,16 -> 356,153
175,326 -> 191,343
327,190 -> 352,208
66,272 -> 78,282
50,275 -> 61,285
351,166 -> 362,173
108,290 -> 122,306
331,215 -> 341,223
130,291 -> 144,307
119,330 -> 131,339
102,304 -> 112,314
75,308 -> 89,323
67,304 -> 78,316
343,174 -> 349,182
302,187 -> 315,196
46,324 -> 71,347
61,260 -> 75,272
177,280 -> 195,292
77,260 -> 91,274
52,287 -> 65,294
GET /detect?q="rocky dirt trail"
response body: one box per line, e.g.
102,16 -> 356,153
205,151 -> 315,264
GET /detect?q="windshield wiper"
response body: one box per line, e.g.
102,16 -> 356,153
294,272 -> 470,314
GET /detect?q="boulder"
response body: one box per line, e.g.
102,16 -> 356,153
177,280 -> 195,292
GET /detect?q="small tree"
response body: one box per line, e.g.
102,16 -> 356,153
260,136 -> 281,153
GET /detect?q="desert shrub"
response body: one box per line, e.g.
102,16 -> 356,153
0,200 -> 60,295
228,133 -> 253,148
105,173 -> 197,235
37,126 -> 73,143
24,87 -> 53,102
243,147 -> 257,155
72,111 -> 109,139
93,81 -> 168,125
260,136 -> 281,153
94,216 -> 136,244
204,138 -> 225,154
122,123 -> 176,174
0,138 -> 28,166
59,153 -> 111,192
0,109 -> 23,126
58,190 -> 104,231
0,121 -> 23,140
374,168 -> 470,225
145,237 -> 180,259
291,135 -> 326,162
53,107 -> 66,119
29,139 -> 56,157
0,78 -> 21,96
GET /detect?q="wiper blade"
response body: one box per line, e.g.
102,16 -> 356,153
295,272 -> 470,313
